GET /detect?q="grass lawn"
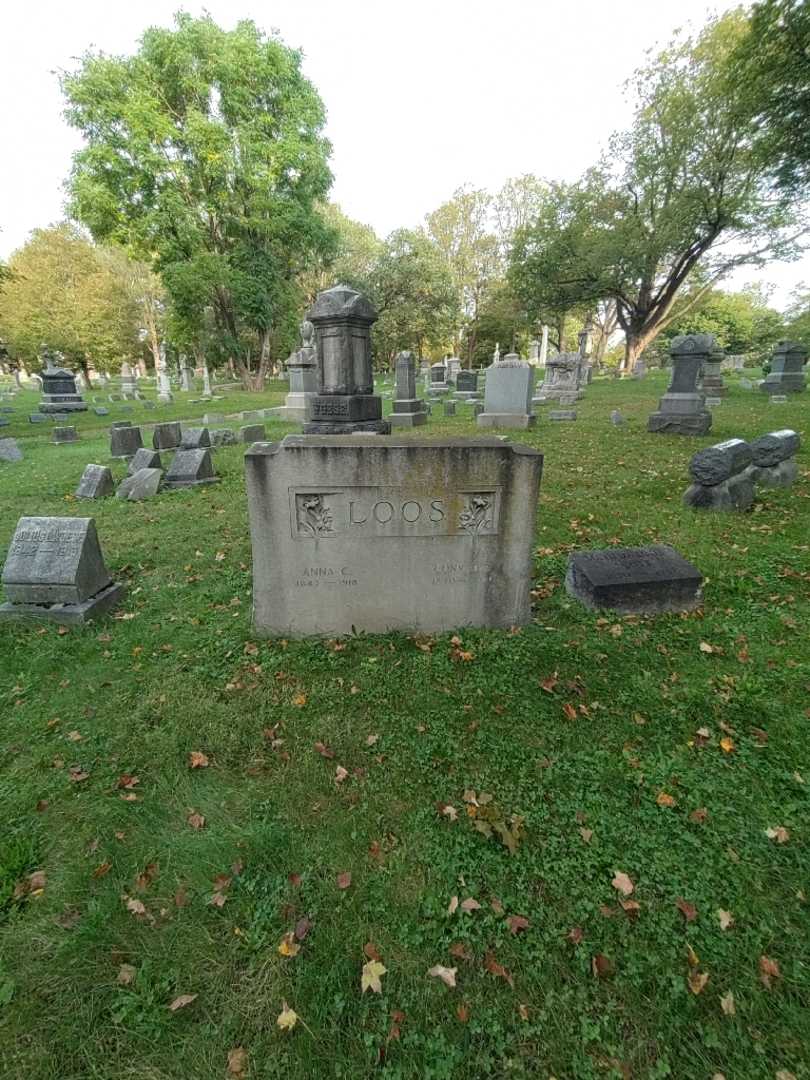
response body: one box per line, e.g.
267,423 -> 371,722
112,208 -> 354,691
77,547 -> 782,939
1,373 -> 808,1080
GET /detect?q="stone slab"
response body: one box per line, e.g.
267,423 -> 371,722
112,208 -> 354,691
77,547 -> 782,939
117,467 -> 163,501
0,438 -> 23,462
153,422 -> 182,450
750,429 -> 800,466
746,459 -> 798,488
2,516 -> 112,605
164,448 -> 219,488
389,411 -> 428,428
75,464 -> 115,499
240,424 -> 266,443
306,395 -> 383,423
476,412 -> 536,430
127,448 -> 162,474
245,435 -> 543,636
52,427 -> 78,444
549,410 -> 577,421
0,581 -> 125,625
110,425 -> 142,458
180,426 -> 211,449
683,473 -> 755,511
565,545 -> 703,614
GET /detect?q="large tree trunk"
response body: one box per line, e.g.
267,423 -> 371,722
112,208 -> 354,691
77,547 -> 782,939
621,329 -> 658,373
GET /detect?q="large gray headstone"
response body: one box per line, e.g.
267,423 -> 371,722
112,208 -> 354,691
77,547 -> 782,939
117,468 -> 163,501
1,517 -> 112,605
110,425 -> 142,458
477,359 -> 536,430
127,448 -> 162,474
245,435 -> 543,636
152,422 -> 182,450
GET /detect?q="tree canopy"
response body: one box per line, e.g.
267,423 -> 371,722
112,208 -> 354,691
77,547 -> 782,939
62,13 -> 334,389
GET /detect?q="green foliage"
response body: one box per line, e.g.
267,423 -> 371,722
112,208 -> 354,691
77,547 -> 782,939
510,12 -> 806,369
651,286 -> 785,364
62,13 -> 334,386
0,224 -> 142,371
784,285 -> 810,347
728,0 -> 810,193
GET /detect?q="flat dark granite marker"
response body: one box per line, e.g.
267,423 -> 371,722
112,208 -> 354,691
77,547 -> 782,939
565,545 -> 703,614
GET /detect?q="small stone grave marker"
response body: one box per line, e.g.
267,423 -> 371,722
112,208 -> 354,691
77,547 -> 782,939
164,448 -> 219,488
239,424 -> 266,443
180,426 -> 211,449
566,545 -> 703,613
127,448 -> 162,474
53,427 -> 78,444
117,468 -> 163,501
152,422 -> 182,450
75,464 -> 115,499
0,438 -> 23,462
110,425 -> 143,458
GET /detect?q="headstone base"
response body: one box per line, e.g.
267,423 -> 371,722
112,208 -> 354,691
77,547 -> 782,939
302,419 -> 391,435
565,546 -> 703,614
683,473 -> 755,511
745,460 -> 798,488
0,581 -> 125,625
647,411 -> 712,435
476,412 -> 536,430
389,411 -> 427,428
549,410 -> 577,421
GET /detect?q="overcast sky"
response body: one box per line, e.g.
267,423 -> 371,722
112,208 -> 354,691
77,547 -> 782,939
1,0 -> 807,308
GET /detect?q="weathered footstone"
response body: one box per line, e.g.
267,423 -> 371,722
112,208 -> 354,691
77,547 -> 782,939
164,448 -> 219,488
110,425 -> 142,458
683,438 -> 754,511
127,448 -> 162,474
93,407 -> 110,416
116,468 -> 163,501
75,464 -> 115,499
769,395 -> 787,404
152,422 -> 182,450
565,545 -> 703,613
746,429 -> 800,488
443,401 -> 456,417
239,424 -> 266,443
610,410 -> 625,426
0,516 -> 124,624
0,438 -> 23,462
53,427 -> 78,444
202,413 -> 224,425
29,413 -> 48,424
549,410 -> 577,421
180,426 -> 211,449
245,434 -> 543,636
210,428 -> 237,446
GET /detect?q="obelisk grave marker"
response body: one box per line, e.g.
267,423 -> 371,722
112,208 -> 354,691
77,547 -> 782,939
245,435 -> 543,636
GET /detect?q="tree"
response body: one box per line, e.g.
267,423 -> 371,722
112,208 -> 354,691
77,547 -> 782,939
729,0 -> 810,193
783,285 -> 810,346
301,203 -> 383,304
0,224 -> 141,374
510,12 -> 807,371
465,281 -> 531,366
62,13 -> 334,390
425,187 -> 500,364
650,285 -> 785,364
362,229 -> 458,367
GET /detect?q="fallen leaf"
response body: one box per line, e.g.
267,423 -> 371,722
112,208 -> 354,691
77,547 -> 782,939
484,952 -> 514,988
291,693 -> 307,708
295,917 -> 313,942
276,1002 -> 298,1031
460,897 -> 481,913
361,959 -> 387,994
187,811 -> 206,830
620,899 -> 641,917
699,641 -> 716,654
125,897 -> 146,917
568,927 -> 584,945
365,733 -> 379,746
427,964 -> 457,988
168,993 -> 197,1012
766,826 -> 790,844
456,1003 -> 469,1022
334,765 -> 349,784
720,991 -> 736,1016
759,954 -> 781,989
689,807 -> 709,824
314,741 -> 334,759
278,932 -> 300,957
68,767 -> 89,783
688,971 -> 709,995
288,873 -> 302,887
447,895 -> 459,915
591,953 -> 613,977
775,1072 -> 798,1080
336,871 -> 351,890
676,897 -> 698,922
507,914 -> 530,934
227,1047 -> 247,1077
717,909 -> 734,931
189,751 -> 209,769
686,944 -> 700,968
562,702 -> 577,721
490,897 -> 505,915
518,1003 -> 530,1020
117,774 -> 139,790
719,737 -> 735,754
611,871 -> 634,897
117,963 -> 137,986
449,942 -> 472,961
579,827 -> 593,844
363,941 -> 382,962
656,791 -> 677,808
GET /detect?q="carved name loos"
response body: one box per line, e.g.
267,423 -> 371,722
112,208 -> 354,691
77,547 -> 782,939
289,486 -> 500,539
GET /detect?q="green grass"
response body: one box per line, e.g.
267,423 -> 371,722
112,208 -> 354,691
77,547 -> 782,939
0,373 -> 808,1079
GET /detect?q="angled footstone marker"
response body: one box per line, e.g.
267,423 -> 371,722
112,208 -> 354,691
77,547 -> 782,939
164,448 -> 219,488
116,467 -> 163,501
239,424 -> 266,443
180,426 -> 211,449
152,422 -> 182,450
0,516 -> 124,624
110,425 -> 142,458
127,448 -> 162,475
565,545 -> 703,614
75,464 -> 115,499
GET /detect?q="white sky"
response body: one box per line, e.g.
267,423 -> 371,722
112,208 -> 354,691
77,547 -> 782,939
1,0 -> 808,308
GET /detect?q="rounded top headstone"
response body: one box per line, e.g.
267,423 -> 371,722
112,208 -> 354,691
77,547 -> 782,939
308,284 -> 377,323
670,333 -> 716,356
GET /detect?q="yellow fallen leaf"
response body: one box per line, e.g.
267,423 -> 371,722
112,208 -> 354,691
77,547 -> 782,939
276,1001 -> 298,1031
361,959 -> 387,994
611,870 -> 634,897
719,737 -> 735,754
168,993 -> 197,1012
717,909 -> 734,930
227,1047 -> 247,1076
688,971 -> 709,995
278,932 -> 300,957
766,826 -> 790,844
656,792 -> 676,807
720,991 -> 735,1016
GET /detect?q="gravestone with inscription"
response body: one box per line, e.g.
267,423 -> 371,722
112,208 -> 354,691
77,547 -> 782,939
429,361 -> 449,392
302,285 -> 390,435
647,334 -> 713,435
477,355 -> 536,430
245,434 -> 543,636
117,467 -> 163,501
0,516 -> 124,623
566,545 -> 703,613
454,370 -> 480,400
110,425 -> 143,458
152,422 -> 182,450
75,464 -> 115,499
38,352 -> 88,414
267,320 -> 319,421
389,351 -> 428,429
127,448 -> 162,474
240,423 -> 266,443
53,426 -> 78,444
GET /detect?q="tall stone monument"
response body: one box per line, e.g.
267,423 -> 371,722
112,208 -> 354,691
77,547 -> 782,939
389,351 -> 428,428
245,435 -> 543,635
120,362 -> 138,398
156,344 -> 173,403
760,340 -> 807,394
536,354 -> 582,402
701,344 -> 727,398
38,350 -> 88,414
647,334 -> 713,435
477,354 -> 536,429
302,285 -> 390,435
268,320 -> 319,422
